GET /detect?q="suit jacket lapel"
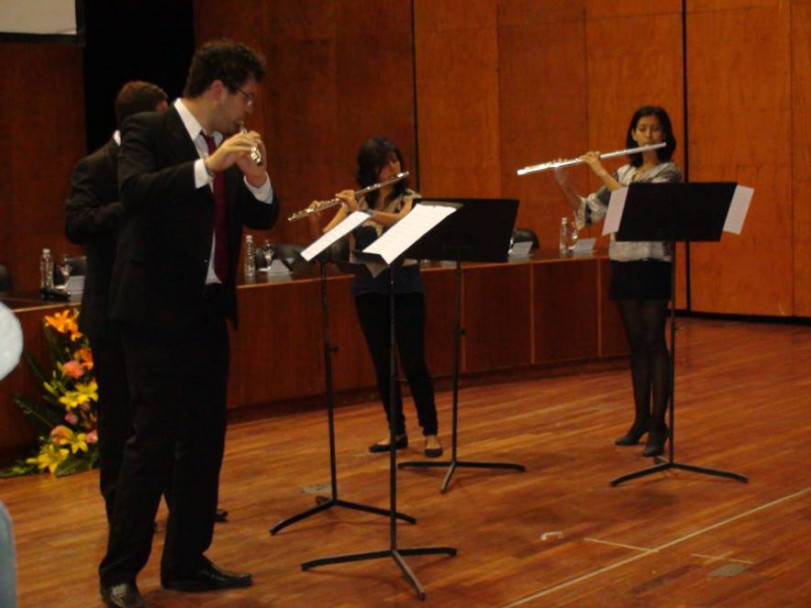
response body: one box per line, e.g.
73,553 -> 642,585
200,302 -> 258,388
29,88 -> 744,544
164,107 -> 203,166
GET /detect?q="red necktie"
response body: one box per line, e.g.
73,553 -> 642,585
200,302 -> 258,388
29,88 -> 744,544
203,134 -> 229,283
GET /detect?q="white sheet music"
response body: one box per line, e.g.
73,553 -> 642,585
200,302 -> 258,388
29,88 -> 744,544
363,204 -> 458,264
724,185 -> 754,235
300,211 -> 371,262
604,187 -> 629,235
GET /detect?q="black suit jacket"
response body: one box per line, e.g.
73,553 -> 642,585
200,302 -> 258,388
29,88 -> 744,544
111,107 -> 278,330
66,139 -> 125,341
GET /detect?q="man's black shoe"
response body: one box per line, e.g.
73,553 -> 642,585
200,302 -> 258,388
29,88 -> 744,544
161,561 -> 253,592
100,582 -> 145,608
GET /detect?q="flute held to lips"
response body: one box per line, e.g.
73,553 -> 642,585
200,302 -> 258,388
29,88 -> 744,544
516,142 -> 666,176
287,171 -> 409,222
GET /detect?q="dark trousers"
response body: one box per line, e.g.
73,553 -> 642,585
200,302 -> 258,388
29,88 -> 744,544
92,331 -> 174,526
355,292 -> 438,437
99,297 -> 229,585
90,333 -> 133,525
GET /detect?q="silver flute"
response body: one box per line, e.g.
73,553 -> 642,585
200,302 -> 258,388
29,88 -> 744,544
240,124 -> 264,166
516,142 -> 666,176
288,171 -> 410,222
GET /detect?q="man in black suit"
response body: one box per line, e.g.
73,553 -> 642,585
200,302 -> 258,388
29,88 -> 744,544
67,81 -> 230,530
98,40 -> 278,608
66,80 -> 168,525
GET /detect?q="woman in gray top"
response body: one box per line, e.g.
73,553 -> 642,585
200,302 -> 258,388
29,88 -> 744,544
553,106 -> 680,457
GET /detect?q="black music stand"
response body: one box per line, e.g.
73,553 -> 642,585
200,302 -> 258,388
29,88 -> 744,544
609,182 -> 749,486
270,233 -> 416,535
302,203 -> 458,600
398,198 -> 526,493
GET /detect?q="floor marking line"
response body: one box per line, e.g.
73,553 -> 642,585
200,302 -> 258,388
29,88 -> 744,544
501,487 -> 811,607
583,538 -> 652,552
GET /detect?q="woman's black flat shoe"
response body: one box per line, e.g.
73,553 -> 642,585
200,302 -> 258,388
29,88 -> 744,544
368,435 -> 408,453
424,442 -> 443,458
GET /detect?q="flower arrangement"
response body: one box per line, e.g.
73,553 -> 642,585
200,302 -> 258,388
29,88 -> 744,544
1,308 -> 99,477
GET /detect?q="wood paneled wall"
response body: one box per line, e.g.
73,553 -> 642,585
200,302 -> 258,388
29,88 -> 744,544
2,2 -> 805,314
792,0 -> 811,316
687,0 -> 792,315
195,0 -> 417,246
0,43 -> 85,291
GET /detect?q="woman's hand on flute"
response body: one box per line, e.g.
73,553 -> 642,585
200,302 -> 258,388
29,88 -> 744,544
336,190 -> 359,211
553,159 -> 571,188
580,151 -> 608,179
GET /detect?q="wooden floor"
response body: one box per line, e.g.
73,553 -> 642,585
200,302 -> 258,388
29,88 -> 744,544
1,317 -> 810,607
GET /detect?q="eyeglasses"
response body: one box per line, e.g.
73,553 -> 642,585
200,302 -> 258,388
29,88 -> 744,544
236,87 -> 255,105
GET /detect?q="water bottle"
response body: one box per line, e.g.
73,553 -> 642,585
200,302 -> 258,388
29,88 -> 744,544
568,218 -> 579,252
558,218 -> 569,256
243,235 -> 256,282
40,248 -> 54,291
0,501 -> 18,608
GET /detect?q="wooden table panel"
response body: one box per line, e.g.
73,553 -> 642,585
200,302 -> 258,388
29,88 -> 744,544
533,258 -> 599,362
2,254 -> 628,459
463,262 -> 533,372
422,267 -> 458,379
235,280 -> 324,406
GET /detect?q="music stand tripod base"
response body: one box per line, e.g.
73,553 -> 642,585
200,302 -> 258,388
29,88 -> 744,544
611,458 -> 749,487
270,258 -> 417,535
608,182 -> 749,488
396,198 -> 526,493
270,497 -> 416,535
301,546 -> 457,600
399,459 -> 526,494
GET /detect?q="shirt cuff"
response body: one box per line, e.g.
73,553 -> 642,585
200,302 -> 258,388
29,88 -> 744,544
194,159 -> 212,189
244,173 -> 274,203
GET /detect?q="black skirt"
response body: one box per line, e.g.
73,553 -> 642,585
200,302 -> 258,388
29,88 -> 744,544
609,260 -> 672,300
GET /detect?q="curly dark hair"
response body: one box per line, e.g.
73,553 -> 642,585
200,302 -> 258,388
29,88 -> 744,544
183,39 -> 266,98
355,136 -> 409,209
114,81 -> 167,127
625,105 -> 677,167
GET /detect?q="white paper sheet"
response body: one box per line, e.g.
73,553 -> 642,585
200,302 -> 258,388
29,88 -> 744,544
571,237 -> 596,256
604,188 -> 628,236
300,211 -> 371,262
723,185 -> 754,235
363,204 -> 458,264
509,241 -> 533,258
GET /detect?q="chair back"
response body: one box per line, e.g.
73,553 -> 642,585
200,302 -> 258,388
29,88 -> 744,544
512,228 -> 539,250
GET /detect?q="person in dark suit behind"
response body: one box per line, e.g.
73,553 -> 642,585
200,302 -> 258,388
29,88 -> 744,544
67,80 -> 230,532
66,80 -> 168,525
98,40 -> 278,608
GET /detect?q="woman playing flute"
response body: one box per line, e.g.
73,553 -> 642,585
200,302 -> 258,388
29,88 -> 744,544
314,136 -> 443,458
553,106 -> 680,457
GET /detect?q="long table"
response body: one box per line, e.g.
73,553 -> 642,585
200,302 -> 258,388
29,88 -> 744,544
0,252 -> 628,461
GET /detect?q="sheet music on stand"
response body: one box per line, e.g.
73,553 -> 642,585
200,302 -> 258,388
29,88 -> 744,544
363,204 -> 458,264
301,211 -> 370,262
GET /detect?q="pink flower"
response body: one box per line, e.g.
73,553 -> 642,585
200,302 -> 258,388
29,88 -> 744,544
62,360 -> 85,379
64,412 -> 79,426
86,430 -> 98,445
50,425 -> 71,443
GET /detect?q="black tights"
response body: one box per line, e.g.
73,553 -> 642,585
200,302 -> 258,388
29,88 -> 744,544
616,299 -> 670,432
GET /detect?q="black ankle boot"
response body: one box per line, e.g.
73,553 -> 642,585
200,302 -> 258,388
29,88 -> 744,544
642,425 -> 668,457
615,421 -> 649,446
